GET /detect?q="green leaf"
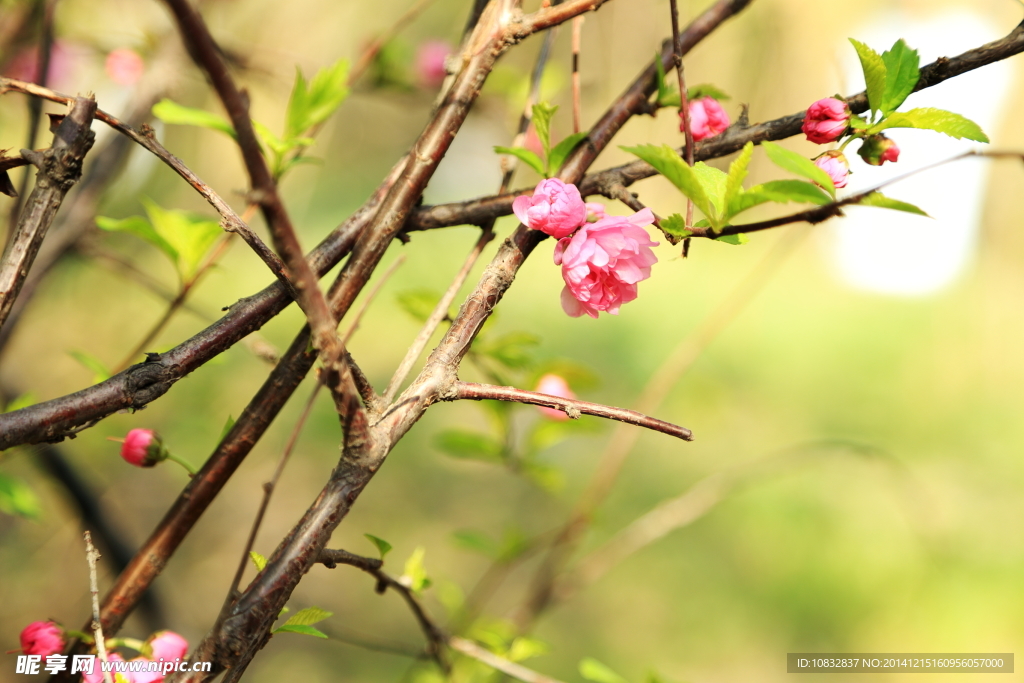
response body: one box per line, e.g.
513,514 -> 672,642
761,141 -> 835,198
281,606 -> 333,627
508,636 -> 548,662
68,351 -> 111,384
497,527 -> 531,561
691,162 -> 728,227
95,215 -> 178,264
452,529 -> 498,558
274,624 -> 328,638
286,59 -> 350,139
434,429 -> 504,462
219,415 -> 236,442
396,289 -> 442,323
0,473 -> 41,519
579,658 -> 629,683
622,144 -> 715,221
654,52 -> 675,107
848,114 -> 871,131
723,142 -> 755,218
687,83 -> 731,101
548,132 -> 589,175
748,179 -> 832,206
531,103 -> 558,159
660,214 -> 692,240
715,233 -> 749,245
874,107 -> 989,142
849,38 -> 887,116
856,192 -> 929,216
142,198 -> 223,281
364,533 -> 393,559
879,39 -> 920,114
4,392 -> 37,413
152,99 -> 235,138
249,551 -> 267,571
402,546 -> 431,593
494,146 -> 546,176
476,331 -> 539,370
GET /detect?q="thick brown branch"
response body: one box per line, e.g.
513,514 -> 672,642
453,381 -> 693,441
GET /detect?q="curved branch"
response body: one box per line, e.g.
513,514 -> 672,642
452,381 -> 693,441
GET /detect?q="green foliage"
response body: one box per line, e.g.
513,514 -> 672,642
688,83 -> 731,102
249,551 -> 267,571
660,214 -> 691,240
494,145 -> 546,176
434,429 -> 504,462
396,289 -> 443,323
273,606 -> 333,638
285,59 -> 350,140
475,331 -> 540,370
494,102 -> 588,177
856,192 -> 929,216
531,102 -> 558,156
0,473 -> 41,519
621,144 -> 715,225
68,351 -> 111,384
364,533 -> 393,559
401,546 -> 432,593
879,39 -> 920,115
152,99 -> 235,138
715,233 -> 749,245
872,107 -> 989,142
849,39 -> 887,117
273,624 -> 328,638
548,131 -> 588,174
580,657 -> 630,683
452,529 -> 499,557
507,636 -> 548,662
761,142 -> 836,198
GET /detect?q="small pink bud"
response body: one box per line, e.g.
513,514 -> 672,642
681,97 -> 730,142
534,374 -> 575,421
120,429 -> 167,468
513,178 -> 588,239
858,134 -> 900,166
415,40 -> 453,89
20,621 -> 65,657
105,48 -> 145,86
802,97 -> 850,144
813,150 -> 850,189
146,630 -> 188,661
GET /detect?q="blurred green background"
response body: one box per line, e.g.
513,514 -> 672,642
1,0 -> 1023,681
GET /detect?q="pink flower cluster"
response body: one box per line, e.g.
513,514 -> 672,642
802,97 -> 901,190
514,179 -> 659,318
680,97 -> 730,141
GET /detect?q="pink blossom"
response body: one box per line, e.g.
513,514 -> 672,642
513,178 -> 587,239
105,48 -> 145,86
682,97 -> 729,141
415,40 -> 453,88
554,208 -> 659,318
584,202 -> 608,222
120,429 -> 166,468
20,621 -> 64,656
147,631 -> 188,661
130,660 -> 166,683
84,653 -> 124,683
813,150 -> 850,189
534,374 -> 575,421
802,97 -> 850,144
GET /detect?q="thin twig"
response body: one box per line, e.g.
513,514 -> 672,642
450,637 -> 569,683
85,531 -> 115,683
571,16 -> 582,134
452,381 -> 693,440
669,0 -> 694,232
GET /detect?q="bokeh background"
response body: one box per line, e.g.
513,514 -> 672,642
2,0 -> 1023,681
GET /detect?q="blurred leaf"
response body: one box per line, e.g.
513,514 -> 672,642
857,192 -> 929,216
152,99 -> 235,138
452,529 -> 498,558
532,359 -> 599,391
715,233 -> 749,245
494,146 -> 546,176
761,142 -> 835,198
874,107 -> 988,142
4,392 -> 36,413
396,289 -> 442,323
0,473 -> 41,519
522,460 -> 563,492
507,636 -> 548,662
436,580 -> 465,617
434,429 -> 504,463
273,624 -> 327,638
848,114 -> 871,130
580,658 -> 629,683
219,415 -> 236,441
68,351 -> 111,384
402,546 -> 431,593
879,39 -> 920,115
142,198 -> 223,281
622,144 -> 715,222
531,102 -> 558,159
364,533 -> 393,559
476,331 -> 540,370
687,83 -> 731,101
548,131 -> 589,174
497,527 -> 531,561
281,606 -> 333,626
285,58 -> 350,139
249,551 -> 267,571
849,39 -> 886,116
96,214 -> 178,264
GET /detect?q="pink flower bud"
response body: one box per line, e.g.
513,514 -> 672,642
802,97 -> 850,144
20,621 -> 64,656
146,630 -> 188,661
105,48 -> 145,86
513,178 -> 587,239
813,150 -> 850,189
120,429 -> 168,468
681,97 -> 730,142
554,208 -> 659,318
415,40 -> 453,89
534,374 -> 575,421
858,134 -> 900,166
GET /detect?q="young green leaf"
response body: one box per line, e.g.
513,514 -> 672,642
761,141 -> 835,198
547,131 -> 589,175
396,289 -> 442,323
621,144 -> 715,220
402,546 -> 431,593
0,473 -> 41,519
654,52 -> 677,107
281,606 -> 333,627
531,103 -> 558,159
579,658 -> 629,683
364,533 -> 393,559
152,99 -> 235,138
688,83 -> 731,101
724,142 -> 755,216
507,637 -> 549,662
692,162 -> 729,227
494,146 -> 546,176
95,215 -> 178,264
285,59 -> 350,139
749,179 -> 832,206
879,39 -> 920,114
660,213 -> 692,240
273,624 -> 328,638
68,351 -> 111,384
856,192 -> 929,216
434,429 -> 504,462
849,39 -> 887,116
874,107 -> 989,142
249,551 -> 267,571
142,199 -> 223,281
